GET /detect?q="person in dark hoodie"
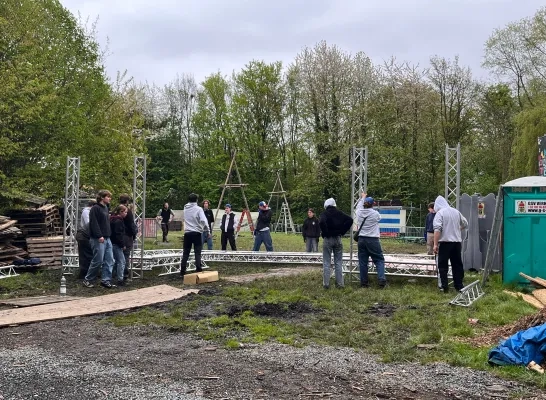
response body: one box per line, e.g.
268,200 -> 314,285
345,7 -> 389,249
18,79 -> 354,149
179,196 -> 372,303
83,190 -> 115,289
302,208 -> 321,252
355,192 -> 386,288
433,195 -> 468,293
252,201 -> 274,251
319,198 -> 353,289
425,202 -> 436,255
202,199 -> 214,250
119,194 -> 138,280
180,193 -> 210,276
110,205 -> 128,286
220,204 -> 237,251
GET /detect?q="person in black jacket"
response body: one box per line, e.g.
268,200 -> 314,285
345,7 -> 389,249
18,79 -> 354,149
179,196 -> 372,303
425,202 -> 435,255
110,205 -> 128,286
220,204 -> 237,251
119,194 -> 138,280
156,202 -> 174,242
319,198 -> 353,289
252,201 -> 274,251
83,190 -> 115,289
302,208 -> 321,252
202,199 -> 214,250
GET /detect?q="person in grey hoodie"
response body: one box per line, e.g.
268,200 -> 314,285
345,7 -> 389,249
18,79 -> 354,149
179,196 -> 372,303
180,193 -> 210,276
433,195 -> 468,292
355,192 -> 386,288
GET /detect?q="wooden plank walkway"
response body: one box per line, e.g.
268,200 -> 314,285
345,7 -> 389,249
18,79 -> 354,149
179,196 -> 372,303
0,285 -> 197,327
0,295 -> 83,307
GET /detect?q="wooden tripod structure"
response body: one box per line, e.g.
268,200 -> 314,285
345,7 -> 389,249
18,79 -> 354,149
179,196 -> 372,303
267,171 -> 296,233
213,151 -> 254,237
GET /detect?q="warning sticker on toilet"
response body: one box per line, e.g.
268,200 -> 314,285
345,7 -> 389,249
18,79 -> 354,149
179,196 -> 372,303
515,200 -> 546,214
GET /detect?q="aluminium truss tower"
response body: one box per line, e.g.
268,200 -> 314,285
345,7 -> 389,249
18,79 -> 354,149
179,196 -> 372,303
445,143 -> 461,210
132,155 -> 146,279
62,157 -> 80,274
349,147 -> 368,274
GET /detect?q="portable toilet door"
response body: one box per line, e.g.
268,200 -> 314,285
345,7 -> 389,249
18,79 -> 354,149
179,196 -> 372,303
502,176 -> 546,284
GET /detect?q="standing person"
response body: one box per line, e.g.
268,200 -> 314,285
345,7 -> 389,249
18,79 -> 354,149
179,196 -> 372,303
252,201 -> 274,252
355,192 -> 386,288
180,193 -> 209,276
76,199 -> 96,279
83,190 -> 115,288
157,202 -> 174,243
319,198 -> 353,289
110,205 -> 128,286
302,208 -> 321,252
202,199 -> 214,250
220,204 -> 237,251
433,195 -> 469,293
425,202 -> 436,255
119,194 -> 137,280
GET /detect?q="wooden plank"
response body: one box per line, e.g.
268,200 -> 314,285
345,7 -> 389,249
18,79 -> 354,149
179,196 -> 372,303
26,236 -> 64,243
533,289 -> 546,305
504,290 -> 545,309
0,220 -> 16,231
0,285 -> 198,327
0,295 -> 83,307
519,272 -> 546,289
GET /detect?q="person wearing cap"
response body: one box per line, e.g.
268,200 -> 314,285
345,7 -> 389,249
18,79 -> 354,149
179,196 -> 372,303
302,208 -> 321,252
319,198 -> 353,289
355,192 -> 386,288
252,201 -> 274,251
180,193 -> 209,276
220,204 -> 237,251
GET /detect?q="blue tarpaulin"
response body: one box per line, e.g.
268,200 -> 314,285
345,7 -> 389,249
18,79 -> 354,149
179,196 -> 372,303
489,323 -> 546,366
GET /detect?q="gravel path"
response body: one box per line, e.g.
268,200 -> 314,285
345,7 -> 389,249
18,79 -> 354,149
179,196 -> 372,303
1,315 -> 545,400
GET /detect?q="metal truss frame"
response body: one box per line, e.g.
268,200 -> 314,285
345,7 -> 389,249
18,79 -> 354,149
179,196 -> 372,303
131,155 -> 147,279
62,157 -> 80,274
350,147 -> 368,277
445,143 -> 461,210
450,280 -> 485,306
0,265 -> 19,279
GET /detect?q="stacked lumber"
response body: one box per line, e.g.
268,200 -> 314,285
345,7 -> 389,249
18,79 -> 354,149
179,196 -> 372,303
7,204 -> 63,238
0,215 -> 26,267
26,236 -> 64,269
505,273 -> 546,309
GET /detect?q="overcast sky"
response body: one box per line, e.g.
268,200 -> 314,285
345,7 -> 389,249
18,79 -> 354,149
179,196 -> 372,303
61,0 -> 544,87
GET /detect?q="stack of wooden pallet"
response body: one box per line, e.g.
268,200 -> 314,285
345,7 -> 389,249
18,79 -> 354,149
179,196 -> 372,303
8,204 -> 63,239
26,236 -> 64,269
0,216 -> 26,267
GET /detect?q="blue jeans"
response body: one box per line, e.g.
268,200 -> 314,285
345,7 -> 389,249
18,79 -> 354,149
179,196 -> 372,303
112,244 -> 126,282
305,237 -> 319,252
202,232 -> 213,250
252,230 -> 274,251
323,236 -> 343,287
85,238 -> 114,282
358,237 -> 386,285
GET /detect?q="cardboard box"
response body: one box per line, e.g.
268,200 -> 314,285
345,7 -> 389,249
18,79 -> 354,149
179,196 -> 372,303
183,271 -> 219,285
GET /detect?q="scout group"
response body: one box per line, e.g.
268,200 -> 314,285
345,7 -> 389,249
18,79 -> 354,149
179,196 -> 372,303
77,190 -> 467,292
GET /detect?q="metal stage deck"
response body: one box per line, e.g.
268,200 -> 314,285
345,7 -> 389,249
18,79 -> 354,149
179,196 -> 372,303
63,250 -> 446,279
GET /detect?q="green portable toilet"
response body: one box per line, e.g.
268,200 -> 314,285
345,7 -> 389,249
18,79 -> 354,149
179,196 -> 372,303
503,176 -> 546,283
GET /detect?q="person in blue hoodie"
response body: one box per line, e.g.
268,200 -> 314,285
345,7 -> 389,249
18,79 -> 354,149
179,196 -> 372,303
180,193 -> 210,276
355,192 -> 386,288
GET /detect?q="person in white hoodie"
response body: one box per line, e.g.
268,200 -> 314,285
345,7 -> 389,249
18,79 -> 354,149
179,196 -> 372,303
355,192 -> 386,288
433,195 -> 468,293
180,193 -> 210,276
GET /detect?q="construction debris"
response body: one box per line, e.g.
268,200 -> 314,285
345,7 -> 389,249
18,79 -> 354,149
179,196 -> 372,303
26,236 -> 63,269
519,272 -> 546,289
0,216 -> 26,267
7,205 -> 63,239
503,290 -> 544,309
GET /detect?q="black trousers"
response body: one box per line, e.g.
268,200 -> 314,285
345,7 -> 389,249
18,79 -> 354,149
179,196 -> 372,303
181,232 -> 203,274
161,222 -> 169,241
438,242 -> 464,290
77,238 -> 93,279
221,231 -> 237,251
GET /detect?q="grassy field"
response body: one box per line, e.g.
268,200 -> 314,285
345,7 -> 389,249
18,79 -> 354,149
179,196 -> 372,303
1,232 -> 543,387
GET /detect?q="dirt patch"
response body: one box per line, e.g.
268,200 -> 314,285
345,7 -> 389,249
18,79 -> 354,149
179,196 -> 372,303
368,303 -> 396,317
225,301 -> 320,319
